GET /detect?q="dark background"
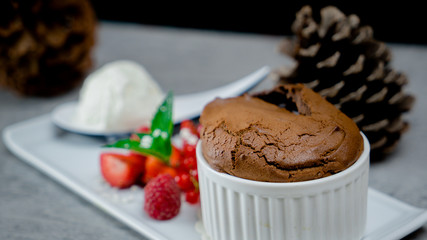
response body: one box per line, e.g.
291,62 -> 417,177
89,1 -> 426,45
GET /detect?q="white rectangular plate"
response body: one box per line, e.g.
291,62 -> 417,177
3,115 -> 427,240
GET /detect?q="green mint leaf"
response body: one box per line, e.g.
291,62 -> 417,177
104,91 -> 174,163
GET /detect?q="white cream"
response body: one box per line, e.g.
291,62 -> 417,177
73,60 -> 164,132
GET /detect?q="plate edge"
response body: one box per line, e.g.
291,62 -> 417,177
2,118 -> 170,240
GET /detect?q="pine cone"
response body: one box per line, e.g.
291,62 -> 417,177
0,0 -> 96,96
275,5 -> 415,158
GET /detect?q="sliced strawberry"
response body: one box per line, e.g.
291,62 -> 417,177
143,156 -> 177,184
161,167 -> 178,179
143,156 -> 164,184
169,144 -> 182,168
100,152 -> 145,189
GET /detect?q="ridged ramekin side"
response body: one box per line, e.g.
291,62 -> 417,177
197,133 -> 370,240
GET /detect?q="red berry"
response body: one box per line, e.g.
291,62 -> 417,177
180,120 -> 199,148
161,167 -> 178,180
169,145 -> 182,168
183,142 -> 196,158
144,174 -> 181,220
143,156 -> 177,184
174,171 -> 194,191
136,125 -> 151,133
130,125 -> 151,141
185,189 -> 200,204
180,120 -> 198,136
183,156 -> 197,170
100,152 -> 145,189
189,169 -> 199,182
129,133 -> 140,141
196,124 -> 203,137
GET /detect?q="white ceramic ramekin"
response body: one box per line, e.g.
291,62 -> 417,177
197,133 -> 370,240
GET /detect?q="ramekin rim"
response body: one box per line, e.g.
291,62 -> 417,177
197,132 -> 370,188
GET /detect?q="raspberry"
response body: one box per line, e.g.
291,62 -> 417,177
144,174 -> 181,220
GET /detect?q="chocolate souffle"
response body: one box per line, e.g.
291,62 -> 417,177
199,84 -> 364,182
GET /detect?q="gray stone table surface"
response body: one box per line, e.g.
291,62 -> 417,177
1,21 -> 426,239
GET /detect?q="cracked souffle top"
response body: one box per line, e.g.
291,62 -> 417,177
199,84 -> 364,182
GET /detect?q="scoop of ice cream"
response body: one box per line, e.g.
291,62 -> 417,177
73,60 -> 164,132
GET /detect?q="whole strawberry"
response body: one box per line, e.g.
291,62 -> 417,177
144,174 -> 181,220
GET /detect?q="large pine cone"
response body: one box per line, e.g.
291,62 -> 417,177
275,5 -> 415,158
0,0 -> 96,96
